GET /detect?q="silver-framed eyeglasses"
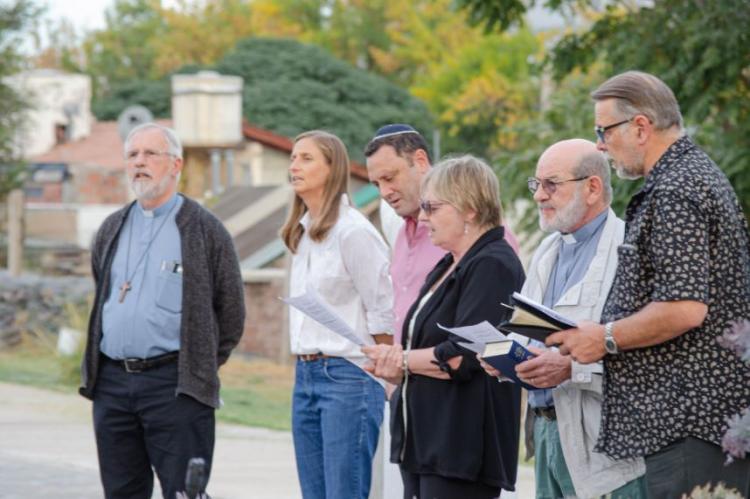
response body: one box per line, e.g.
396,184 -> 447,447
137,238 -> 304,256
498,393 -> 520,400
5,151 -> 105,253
125,149 -> 174,162
419,200 -> 447,216
527,176 -> 590,195
594,118 -> 633,143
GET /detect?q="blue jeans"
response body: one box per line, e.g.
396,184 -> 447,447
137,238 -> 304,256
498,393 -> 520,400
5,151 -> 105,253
292,357 -> 385,499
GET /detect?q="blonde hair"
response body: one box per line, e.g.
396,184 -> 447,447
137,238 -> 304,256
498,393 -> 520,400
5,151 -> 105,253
280,130 -> 350,253
422,155 -> 502,229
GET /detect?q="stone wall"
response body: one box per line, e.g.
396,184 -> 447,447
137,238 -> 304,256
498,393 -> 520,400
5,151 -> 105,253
0,271 -> 92,348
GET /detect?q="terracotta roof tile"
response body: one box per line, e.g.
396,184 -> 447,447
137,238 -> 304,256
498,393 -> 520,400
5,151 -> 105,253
30,119 -> 172,170
31,118 -> 369,180
242,121 -> 369,181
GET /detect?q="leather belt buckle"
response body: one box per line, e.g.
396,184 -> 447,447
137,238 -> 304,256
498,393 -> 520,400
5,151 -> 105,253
533,406 -> 557,421
123,358 -> 145,373
298,352 -> 325,362
109,352 -> 178,373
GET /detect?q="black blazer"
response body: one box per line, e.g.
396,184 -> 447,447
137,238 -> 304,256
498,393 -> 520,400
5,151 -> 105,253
390,226 -> 525,490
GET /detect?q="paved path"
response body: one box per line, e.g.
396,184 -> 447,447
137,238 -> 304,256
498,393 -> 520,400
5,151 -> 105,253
0,382 -> 534,498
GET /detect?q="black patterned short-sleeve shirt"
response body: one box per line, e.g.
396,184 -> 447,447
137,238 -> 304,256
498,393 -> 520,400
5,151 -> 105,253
596,136 -> 750,460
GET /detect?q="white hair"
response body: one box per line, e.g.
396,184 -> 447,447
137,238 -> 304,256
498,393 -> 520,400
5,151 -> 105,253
124,123 -> 183,159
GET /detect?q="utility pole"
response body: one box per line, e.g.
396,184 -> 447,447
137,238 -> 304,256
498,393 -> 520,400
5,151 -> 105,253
7,189 -> 24,276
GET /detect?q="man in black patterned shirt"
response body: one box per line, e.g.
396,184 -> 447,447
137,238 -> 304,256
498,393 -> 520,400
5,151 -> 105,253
547,71 -> 750,497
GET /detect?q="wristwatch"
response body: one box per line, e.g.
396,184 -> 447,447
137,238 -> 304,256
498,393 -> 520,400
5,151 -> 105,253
604,322 -> 619,354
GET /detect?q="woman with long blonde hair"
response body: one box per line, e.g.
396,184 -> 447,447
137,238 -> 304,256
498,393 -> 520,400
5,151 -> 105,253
281,130 -> 393,499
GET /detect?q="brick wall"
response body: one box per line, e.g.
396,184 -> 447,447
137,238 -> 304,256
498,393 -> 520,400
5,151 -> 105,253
237,277 -> 291,363
72,167 -> 128,204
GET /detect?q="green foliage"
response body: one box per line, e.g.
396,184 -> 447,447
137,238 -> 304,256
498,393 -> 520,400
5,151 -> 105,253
0,0 -> 39,199
459,0 -> 750,217
85,0 -> 168,120
453,0 -> 529,32
548,0 -> 750,215
92,78 -> 171,120
215,37 -> 433,162
0,163 -> 25,201
412,29 -> 539,158
83,0 -> 165,98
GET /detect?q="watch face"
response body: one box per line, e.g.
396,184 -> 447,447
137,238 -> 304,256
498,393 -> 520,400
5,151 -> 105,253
605,337 -> 617,354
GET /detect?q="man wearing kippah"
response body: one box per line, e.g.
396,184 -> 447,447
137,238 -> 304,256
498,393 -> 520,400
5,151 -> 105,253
364,124 -> 519,497
365,124 -> 519,345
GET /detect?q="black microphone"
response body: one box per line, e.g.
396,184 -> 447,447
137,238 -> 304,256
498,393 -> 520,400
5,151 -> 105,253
184,457 -> 206,499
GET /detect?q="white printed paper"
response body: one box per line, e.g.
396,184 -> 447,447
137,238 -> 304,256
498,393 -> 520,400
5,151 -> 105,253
281,285 -> 365,346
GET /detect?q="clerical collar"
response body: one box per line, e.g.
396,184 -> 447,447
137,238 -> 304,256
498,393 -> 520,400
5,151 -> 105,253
560,209 -> 608,245
138,193 -> 179,219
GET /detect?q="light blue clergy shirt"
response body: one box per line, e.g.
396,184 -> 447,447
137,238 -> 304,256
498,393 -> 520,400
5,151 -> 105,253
528,208 -> 608,408
100,194 -> 184,359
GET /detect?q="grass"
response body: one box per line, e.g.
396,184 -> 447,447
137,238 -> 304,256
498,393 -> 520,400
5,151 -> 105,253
0,332 -> 295,431
217,355 -> 294,430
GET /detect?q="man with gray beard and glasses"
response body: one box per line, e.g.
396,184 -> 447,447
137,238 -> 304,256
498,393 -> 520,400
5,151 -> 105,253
79,123 -> 245,499
480,139 -> 646,498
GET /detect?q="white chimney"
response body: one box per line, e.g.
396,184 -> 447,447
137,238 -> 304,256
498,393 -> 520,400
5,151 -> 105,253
171,71 -> 243,148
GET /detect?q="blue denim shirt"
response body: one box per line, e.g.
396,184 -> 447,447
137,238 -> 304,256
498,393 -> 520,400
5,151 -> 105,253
101,194 -> 183,359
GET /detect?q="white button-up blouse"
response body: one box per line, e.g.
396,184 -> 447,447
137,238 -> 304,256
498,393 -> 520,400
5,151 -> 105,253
289,196 -> 394,358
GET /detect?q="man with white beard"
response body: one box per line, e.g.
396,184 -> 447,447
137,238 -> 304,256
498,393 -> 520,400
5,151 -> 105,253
481,139 -> 646,498
79,123 -> 245,499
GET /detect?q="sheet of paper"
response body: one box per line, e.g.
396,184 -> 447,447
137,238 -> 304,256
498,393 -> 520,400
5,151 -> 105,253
438,321 -> 507,351
281,285 -> 365,346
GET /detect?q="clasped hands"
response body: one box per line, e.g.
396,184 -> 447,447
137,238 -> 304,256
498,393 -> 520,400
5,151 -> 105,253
361,343 -> 405,385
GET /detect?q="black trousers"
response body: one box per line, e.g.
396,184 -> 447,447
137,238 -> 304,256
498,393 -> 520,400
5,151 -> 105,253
93,358 -> 215,499
401,470 -> 501,499
645,437 -> 750,498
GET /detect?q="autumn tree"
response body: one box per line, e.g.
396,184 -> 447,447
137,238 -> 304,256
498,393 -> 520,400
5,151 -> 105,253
458,0 -> 750,216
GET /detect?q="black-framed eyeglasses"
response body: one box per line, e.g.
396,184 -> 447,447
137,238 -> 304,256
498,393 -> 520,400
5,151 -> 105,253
419,200 -> 447,216
527,176 -> 590,195
594,118 -> 632,143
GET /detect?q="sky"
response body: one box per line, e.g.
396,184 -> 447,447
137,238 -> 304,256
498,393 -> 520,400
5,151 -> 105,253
43,0 -> 112,32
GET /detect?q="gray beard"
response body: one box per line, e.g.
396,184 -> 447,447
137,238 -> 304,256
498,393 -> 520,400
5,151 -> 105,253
538,188 -> 588,234
614,165 -> 643,180
131,173 -> 174,201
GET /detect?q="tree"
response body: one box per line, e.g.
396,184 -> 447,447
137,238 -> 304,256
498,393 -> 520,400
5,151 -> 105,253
0,0 -> 40,199
214,37 -> 433,162
150,0 -> 303,75
83,0 -> 166,96
311,0 -> 540,159
91,79 -> 171,120
29,17 -> 85,72
457,0 -> 750,217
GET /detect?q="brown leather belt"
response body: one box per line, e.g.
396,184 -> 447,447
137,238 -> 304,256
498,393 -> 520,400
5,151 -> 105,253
532,406 -> 557,421
297,352 -> 333,362
102,351 -> 179,373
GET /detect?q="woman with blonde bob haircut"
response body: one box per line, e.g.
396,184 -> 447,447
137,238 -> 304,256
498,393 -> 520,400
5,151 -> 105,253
281,130 -> 394,499
364,155 -> 525,498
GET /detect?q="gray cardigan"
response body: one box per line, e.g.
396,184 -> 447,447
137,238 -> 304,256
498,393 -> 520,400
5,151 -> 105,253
79,195 -> 245,409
